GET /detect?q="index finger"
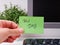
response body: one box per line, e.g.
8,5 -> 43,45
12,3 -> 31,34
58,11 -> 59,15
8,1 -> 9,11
0,20 -> 18,29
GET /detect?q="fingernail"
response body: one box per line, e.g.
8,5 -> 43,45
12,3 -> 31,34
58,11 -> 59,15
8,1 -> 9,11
18,28 -> 24,33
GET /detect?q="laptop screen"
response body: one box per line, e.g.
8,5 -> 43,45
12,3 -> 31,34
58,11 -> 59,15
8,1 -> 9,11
33,0 -> 60,22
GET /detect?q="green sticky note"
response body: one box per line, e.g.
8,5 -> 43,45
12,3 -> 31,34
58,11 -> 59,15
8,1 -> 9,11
19,16 -> 44,34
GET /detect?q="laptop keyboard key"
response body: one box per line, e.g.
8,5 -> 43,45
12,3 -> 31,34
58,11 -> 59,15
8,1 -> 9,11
53,39 -> 59,44
37,39 -> 44,44
45,39 -> 52,44
23,39 -> 32,45
31,39 -> 38,45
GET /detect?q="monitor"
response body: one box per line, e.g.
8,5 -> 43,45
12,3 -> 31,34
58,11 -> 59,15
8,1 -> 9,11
33,0 -> 60,28
33,0 -> 60,22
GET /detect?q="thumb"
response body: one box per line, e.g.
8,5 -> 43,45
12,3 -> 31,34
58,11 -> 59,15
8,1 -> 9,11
9,28 -> 24,36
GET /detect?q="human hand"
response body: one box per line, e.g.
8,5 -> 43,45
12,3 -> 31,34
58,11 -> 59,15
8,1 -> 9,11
0,20 -> 23,43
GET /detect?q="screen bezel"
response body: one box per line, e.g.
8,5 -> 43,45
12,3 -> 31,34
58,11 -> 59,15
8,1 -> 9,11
28,0 -> 60,28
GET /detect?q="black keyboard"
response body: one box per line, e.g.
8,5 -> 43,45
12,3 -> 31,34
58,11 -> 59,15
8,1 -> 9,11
23,39 -> 60,45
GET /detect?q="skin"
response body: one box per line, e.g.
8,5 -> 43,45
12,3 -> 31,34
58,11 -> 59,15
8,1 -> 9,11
0,20 -> 23,43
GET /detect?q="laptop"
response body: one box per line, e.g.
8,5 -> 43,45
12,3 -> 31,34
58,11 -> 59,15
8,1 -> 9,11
22,0 -> 60,45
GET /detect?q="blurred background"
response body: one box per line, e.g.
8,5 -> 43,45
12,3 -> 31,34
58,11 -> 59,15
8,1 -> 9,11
0,0 -> 28,12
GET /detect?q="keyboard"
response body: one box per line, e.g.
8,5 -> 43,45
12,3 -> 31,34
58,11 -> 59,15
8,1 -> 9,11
23,39 -> 60,45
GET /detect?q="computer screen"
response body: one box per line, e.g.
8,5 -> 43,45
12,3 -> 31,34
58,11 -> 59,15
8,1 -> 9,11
33,0 -> 60,22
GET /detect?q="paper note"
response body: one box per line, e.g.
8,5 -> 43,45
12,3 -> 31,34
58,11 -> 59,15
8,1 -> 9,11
19,16 -> 44,34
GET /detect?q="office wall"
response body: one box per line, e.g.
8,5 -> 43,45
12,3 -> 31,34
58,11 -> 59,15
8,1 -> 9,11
0,0 -> 28,12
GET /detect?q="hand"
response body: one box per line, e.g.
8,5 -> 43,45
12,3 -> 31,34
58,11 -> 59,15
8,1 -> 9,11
0,20 -> 23,43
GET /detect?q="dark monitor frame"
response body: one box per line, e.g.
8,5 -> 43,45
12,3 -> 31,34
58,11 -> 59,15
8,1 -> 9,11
28,0 -> 60,28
